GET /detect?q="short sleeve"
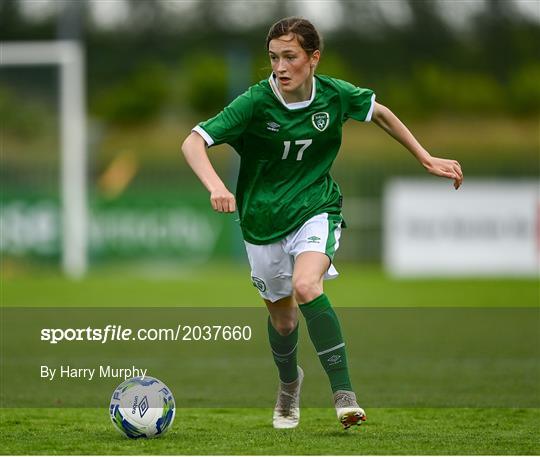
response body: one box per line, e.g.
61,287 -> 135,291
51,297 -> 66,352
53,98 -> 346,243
336,79 -> 376,122
192,88 -> 254,147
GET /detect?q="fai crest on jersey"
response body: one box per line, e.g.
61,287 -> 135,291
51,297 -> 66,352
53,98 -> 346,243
312,112 -> 330,132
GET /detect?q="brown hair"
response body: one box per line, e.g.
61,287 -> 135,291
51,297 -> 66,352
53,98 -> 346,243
266,17 -> 323,54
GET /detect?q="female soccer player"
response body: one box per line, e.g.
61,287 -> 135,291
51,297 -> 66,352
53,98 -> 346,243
182,17 -> 463,429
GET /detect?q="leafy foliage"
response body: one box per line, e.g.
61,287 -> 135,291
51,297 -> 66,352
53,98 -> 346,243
92,63 -> 168,125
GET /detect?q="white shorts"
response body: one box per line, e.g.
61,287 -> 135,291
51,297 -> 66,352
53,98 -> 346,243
244,212 -> 342,303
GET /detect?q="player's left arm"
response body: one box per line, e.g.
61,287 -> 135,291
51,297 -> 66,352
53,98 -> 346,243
371,102 -> 463,189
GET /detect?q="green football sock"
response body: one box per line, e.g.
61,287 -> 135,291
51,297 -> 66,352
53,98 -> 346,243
267,317 -> 299,383
299,293 -> 352,392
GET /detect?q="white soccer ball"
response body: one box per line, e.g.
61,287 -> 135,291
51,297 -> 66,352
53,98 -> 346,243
109,376 -> 175,438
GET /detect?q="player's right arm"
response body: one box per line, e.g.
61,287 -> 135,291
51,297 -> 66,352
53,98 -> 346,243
181,131 -> 236,213
182,87 -> 254,213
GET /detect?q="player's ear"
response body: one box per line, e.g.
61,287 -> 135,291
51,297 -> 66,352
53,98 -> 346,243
310,50 -> 321,68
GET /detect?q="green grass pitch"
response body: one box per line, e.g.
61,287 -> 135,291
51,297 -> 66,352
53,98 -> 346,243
1,262 -> 538,454
1,408 -> 539,455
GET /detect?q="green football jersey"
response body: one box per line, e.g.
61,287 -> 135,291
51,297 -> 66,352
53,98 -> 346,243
193,74 -> 375,245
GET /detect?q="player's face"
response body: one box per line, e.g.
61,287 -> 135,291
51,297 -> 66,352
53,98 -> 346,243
268,34 -> 320,101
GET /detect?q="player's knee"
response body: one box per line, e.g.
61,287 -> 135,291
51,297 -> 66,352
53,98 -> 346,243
293,277 -> 322,304
273,319 -> 297,336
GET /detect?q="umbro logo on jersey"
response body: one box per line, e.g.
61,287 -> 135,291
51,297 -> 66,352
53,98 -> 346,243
266,121 -> 280,132
312,112 -> 329,131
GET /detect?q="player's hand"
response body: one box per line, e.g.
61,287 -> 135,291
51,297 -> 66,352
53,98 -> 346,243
210,186 -> 236,212
423,156 -> 463,190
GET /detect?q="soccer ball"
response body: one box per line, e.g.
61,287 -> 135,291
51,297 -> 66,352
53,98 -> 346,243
109,376 -> 175,439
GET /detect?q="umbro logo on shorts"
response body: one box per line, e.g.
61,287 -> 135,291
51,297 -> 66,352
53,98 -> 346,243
307,236 -> 321,244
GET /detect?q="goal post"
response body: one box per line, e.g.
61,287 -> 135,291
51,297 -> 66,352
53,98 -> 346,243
0,41 -> 88,278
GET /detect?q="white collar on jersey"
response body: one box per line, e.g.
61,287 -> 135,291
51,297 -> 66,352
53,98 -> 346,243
268,73 -> 316,110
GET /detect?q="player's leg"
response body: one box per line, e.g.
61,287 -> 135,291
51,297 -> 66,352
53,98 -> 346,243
244,240 -> 303,428
293,252 -> 352,393
288,213 -> 366,428
264,295 -> 303,429
265,295 -> 299,383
